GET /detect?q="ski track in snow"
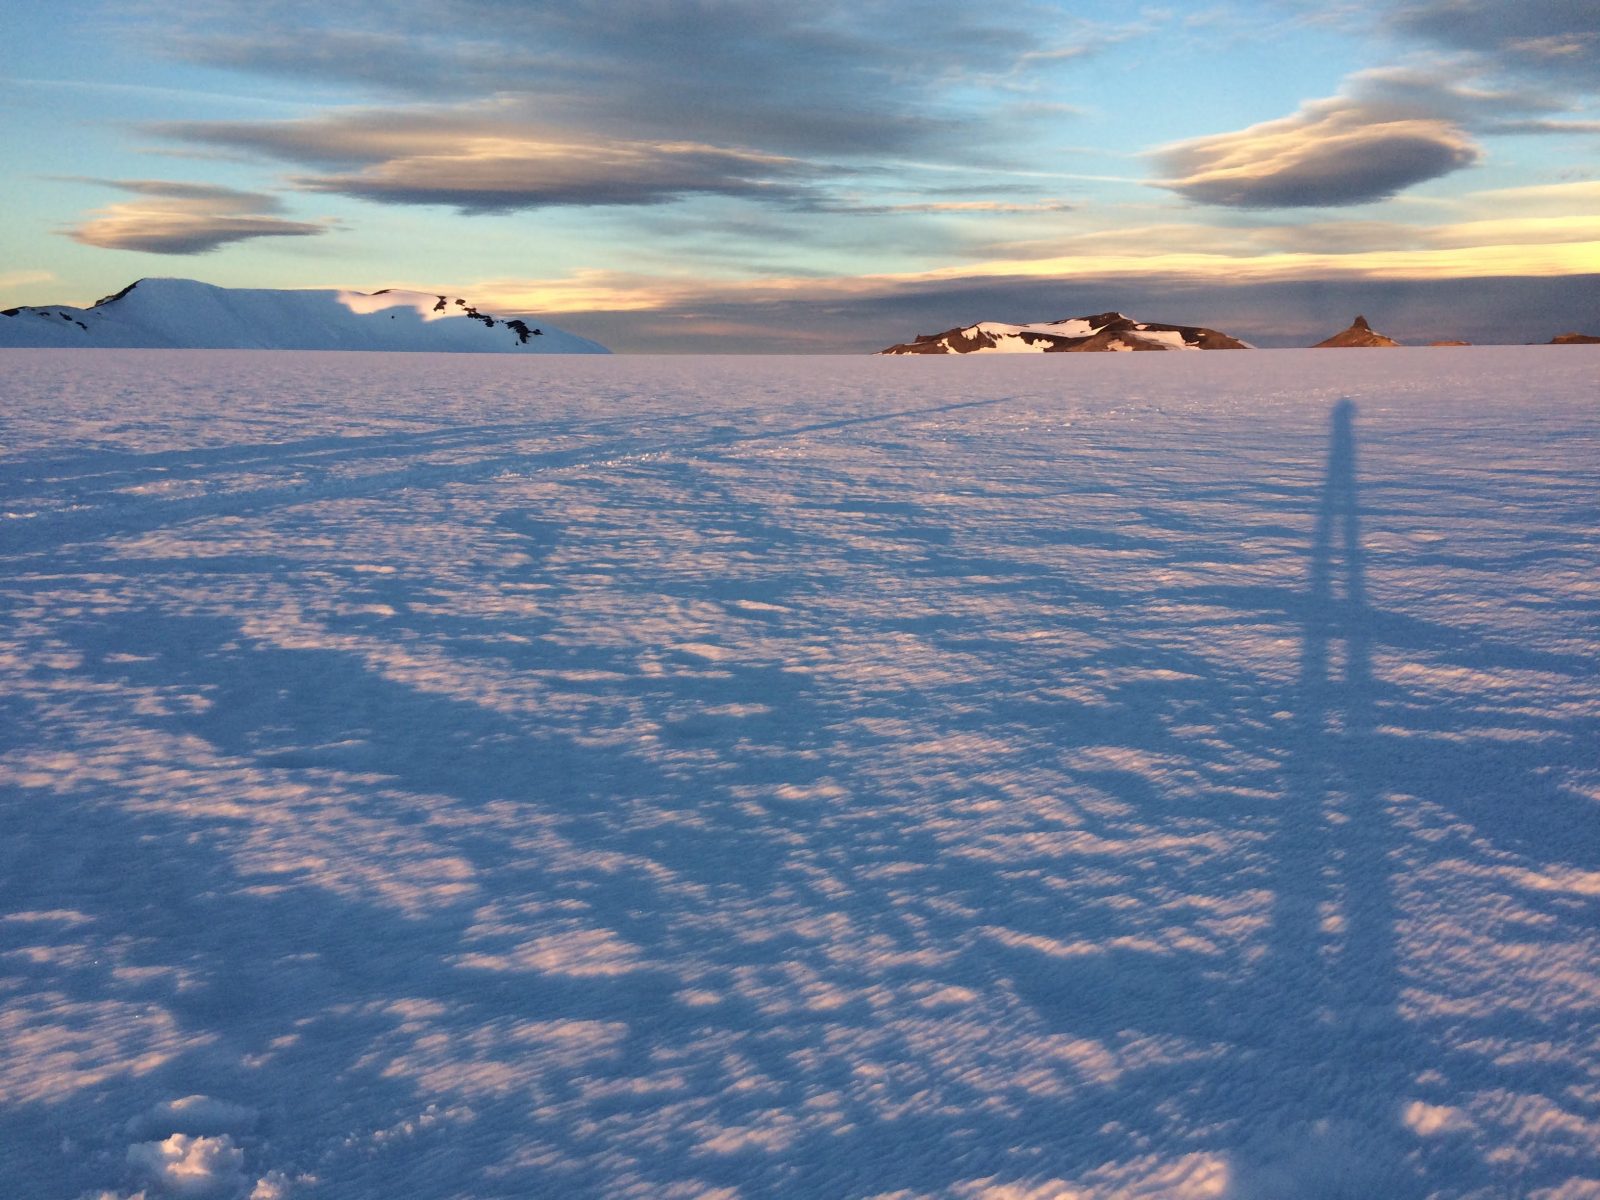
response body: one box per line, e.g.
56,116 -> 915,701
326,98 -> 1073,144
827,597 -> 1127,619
1,347 -> 1597,1199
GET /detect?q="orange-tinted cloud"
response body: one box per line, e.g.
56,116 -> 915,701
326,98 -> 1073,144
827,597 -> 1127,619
65,181 -> 329,254
1152,102 -> 1479,209
156,111 -> 818,213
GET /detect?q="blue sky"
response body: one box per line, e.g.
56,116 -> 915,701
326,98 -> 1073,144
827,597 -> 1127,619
2,1 -> 1596,350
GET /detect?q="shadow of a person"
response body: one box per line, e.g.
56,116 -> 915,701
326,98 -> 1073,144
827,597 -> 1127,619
1228,398 -> 1422,1198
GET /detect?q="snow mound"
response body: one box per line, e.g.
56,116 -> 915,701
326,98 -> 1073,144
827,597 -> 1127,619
0,278 -> 609,353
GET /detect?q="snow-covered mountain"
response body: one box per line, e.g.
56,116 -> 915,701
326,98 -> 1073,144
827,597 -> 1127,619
0,278 -> 610,353
1312,314 -> 1401,348
879,311 -> 1250,354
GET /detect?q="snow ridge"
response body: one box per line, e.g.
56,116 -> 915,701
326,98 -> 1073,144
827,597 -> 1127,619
0,278 -> 610,354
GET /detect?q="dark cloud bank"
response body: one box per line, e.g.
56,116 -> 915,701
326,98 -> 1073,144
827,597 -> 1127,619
154,0 -> 1055,158
554,274 -> 1600,354
1391,0 -> 1600,87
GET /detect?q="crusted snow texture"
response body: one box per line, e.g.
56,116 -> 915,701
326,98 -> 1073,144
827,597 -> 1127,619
3,347 -> 1599,1200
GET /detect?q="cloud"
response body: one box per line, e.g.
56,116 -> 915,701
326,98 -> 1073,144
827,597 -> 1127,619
1489,118 -> 1600,134
1146,63 -> 1544,210
1146,49 -> 1598,211
155,110 -> 818,213
0,269 -> 56,289
1391,0 -> 1600,87
1472,179 -> 1600,211
146,0 -> 1085,160
64,180 -> 329,254
819,199 -> 1075,216
1152,104 -> 1479,208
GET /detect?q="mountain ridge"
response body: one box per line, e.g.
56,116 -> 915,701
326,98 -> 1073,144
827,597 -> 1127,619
880,312 -> 1250,354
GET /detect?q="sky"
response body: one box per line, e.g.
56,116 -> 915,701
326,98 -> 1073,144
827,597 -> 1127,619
2,0 -> 1597,352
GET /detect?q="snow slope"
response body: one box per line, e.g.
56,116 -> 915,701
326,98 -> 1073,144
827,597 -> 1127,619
0,278 -> 609,353
1,347 -> 1598,1199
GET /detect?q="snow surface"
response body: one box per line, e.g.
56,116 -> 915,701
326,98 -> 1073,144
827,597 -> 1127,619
974,320 -> 1110,340
2,346 -> 1598,1199
958,320 -> 1124,352
1120,328 -> 1191,351
958,323 -> 1057,353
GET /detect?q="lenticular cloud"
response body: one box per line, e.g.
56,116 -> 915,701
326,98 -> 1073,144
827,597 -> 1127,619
1154,100 -> 1479,208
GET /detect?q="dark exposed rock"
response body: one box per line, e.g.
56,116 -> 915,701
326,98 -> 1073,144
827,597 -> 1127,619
1313,315 -> 1402,347
880,311 -> 1248,355
93,280 -> 142,308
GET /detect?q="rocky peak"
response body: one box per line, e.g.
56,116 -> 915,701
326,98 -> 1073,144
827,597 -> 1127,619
1313,315 -> 1402,348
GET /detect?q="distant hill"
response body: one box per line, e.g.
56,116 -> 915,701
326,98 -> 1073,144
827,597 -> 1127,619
1312,315 -> 1402,348
879,311 -> 1250,354
1550,331 -> 1600,345
0,278 -> 610,353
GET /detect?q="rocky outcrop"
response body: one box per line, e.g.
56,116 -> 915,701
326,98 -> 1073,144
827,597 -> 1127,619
880,311 -> 1250,355
1313,315 -> 1402,348
1550,331 -> 1600,344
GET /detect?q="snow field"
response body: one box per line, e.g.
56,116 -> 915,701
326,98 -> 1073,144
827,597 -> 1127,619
1,347 -> 1597,1198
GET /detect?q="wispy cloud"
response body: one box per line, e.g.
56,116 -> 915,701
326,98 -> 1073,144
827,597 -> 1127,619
820,199 -> 1076,216
1390,0 -> 1600,87
147,0 -> 1077,160
0,269 -> 56,289
63,180 -> 330,254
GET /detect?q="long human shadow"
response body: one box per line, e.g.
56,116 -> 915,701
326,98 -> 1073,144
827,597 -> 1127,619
950,401 -> 1423,1195
1218,399 -> 1421,1196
